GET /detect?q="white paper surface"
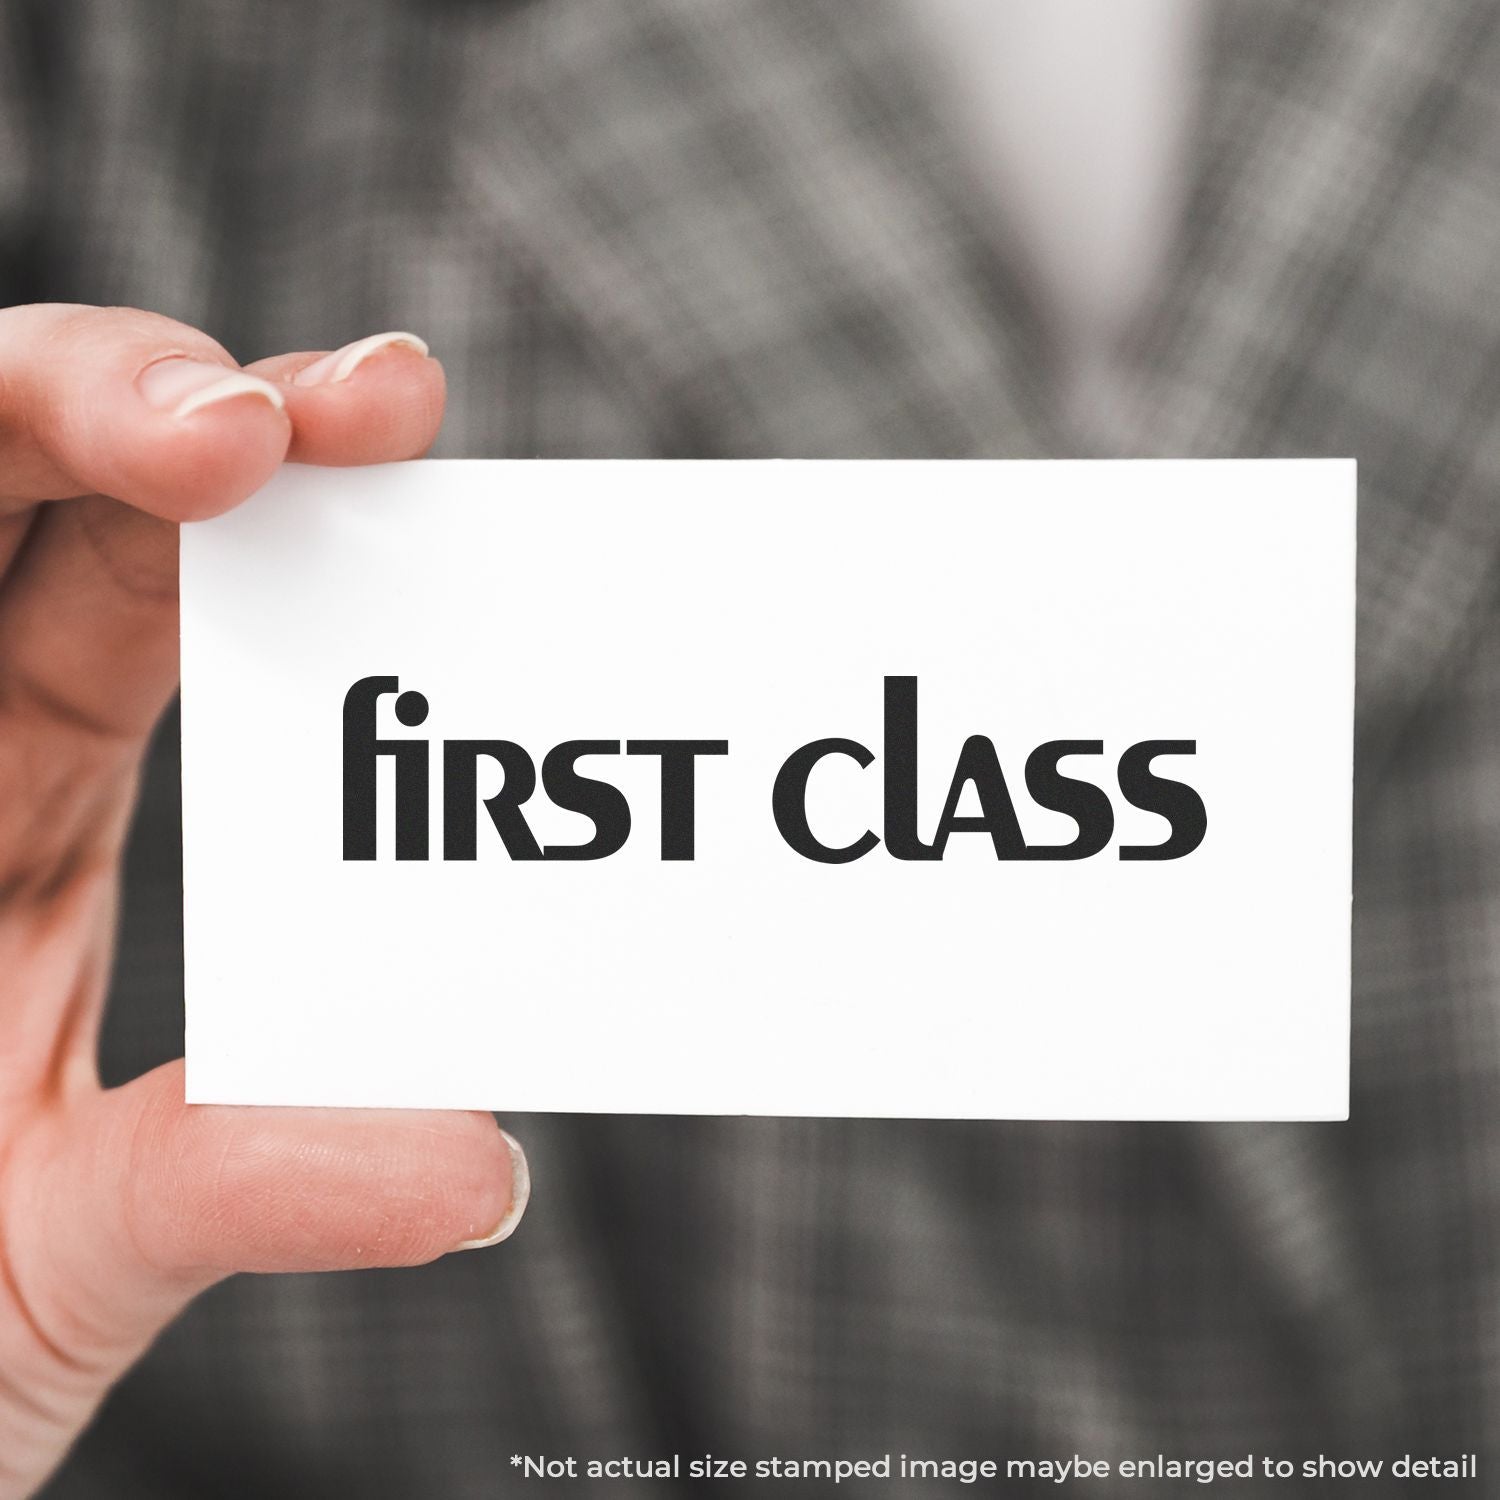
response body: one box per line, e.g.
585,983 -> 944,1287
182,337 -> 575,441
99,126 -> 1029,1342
180,459 -> 1354,1118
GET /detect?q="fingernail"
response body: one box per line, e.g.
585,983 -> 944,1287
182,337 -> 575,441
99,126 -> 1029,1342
455,1129 -> 530,1250
292,330 -> 430,387
138,357 -> 286,420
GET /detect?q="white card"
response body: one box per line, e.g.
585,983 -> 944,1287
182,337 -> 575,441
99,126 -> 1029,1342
180,459 -> 1354,1119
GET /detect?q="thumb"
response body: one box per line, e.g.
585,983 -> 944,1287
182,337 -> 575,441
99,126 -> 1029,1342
0,1061 -> 525,1485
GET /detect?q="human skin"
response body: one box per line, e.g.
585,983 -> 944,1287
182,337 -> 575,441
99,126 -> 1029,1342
0,305 -> 527,1497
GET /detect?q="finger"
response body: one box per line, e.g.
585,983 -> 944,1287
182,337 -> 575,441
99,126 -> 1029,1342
0,1063 -> 527,1497
0,322 -> 444,743
247,332 -> 446,467
0,497 -> 181,740
2,1059 -> 526,1382
0,303 -> 291,521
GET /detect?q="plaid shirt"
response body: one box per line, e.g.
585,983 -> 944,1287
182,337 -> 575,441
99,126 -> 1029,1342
7,0 -> 1499,1493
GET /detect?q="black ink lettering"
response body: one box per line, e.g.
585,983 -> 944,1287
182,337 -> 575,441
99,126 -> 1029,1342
1117,740 -> 1207,860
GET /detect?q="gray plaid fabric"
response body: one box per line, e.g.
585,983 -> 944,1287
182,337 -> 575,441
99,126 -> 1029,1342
2,0 -> 1496,1492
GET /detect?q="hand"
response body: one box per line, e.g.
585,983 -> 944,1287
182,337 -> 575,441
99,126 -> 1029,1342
0,306 -> 527,1497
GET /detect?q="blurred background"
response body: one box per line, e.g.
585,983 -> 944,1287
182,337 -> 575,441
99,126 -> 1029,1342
6,0 -> 1498,1492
